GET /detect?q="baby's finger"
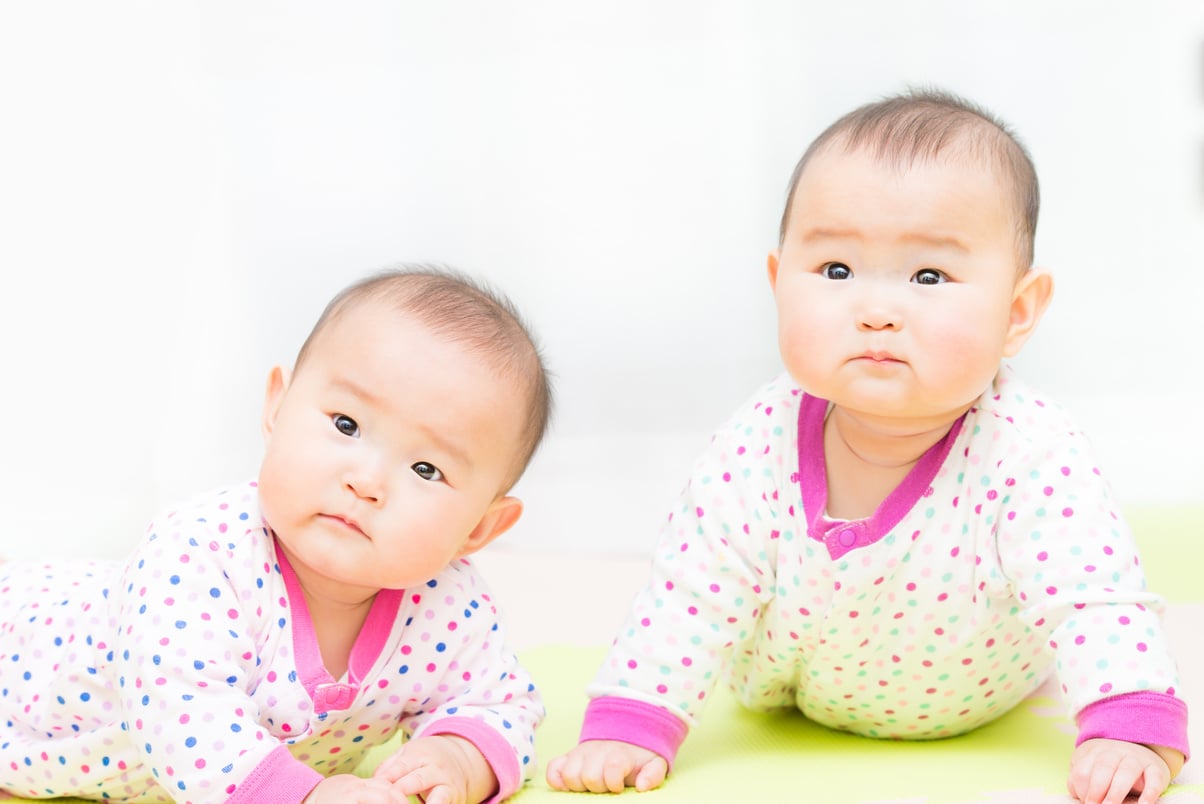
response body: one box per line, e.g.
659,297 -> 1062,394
544,756 -> 568,790
633,756 -> 669,792
372,750 -> 418,784
420,785 -> 452,804
393,765 -> 446,801
1136,764 -> 1170,804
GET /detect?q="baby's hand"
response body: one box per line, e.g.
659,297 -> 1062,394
1067,738 -> 1182,804
372,734 -> 496,804
302,773 -> 409,804
545,739 -> 669,793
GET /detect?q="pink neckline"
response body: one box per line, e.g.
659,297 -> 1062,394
795,394 -> 965,560
275,541 -> 403,713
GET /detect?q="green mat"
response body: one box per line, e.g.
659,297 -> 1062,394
491,636 -> 1202,803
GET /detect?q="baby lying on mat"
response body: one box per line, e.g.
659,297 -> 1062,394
1,266 -> 552,804
547,89 -> 1189,804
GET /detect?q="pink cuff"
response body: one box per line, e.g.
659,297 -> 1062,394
1076,691 -> 1190,760
580,696 -> 689,770
422,716 -> 522,803
226,744 -> 323,804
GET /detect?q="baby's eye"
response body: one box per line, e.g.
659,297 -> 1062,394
821,262 -> 852,280
332,414 -> 360,438
911,268 -> 947,285
412,462 -> 444,482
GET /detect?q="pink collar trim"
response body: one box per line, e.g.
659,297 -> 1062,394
795,394 -> 965,560
275,540 -> 402,713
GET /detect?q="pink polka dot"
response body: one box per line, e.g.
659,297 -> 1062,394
1062,507 -> 1074,517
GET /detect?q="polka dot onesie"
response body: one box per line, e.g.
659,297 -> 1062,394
0,481 -> 542,803
579,367 -> 1188,767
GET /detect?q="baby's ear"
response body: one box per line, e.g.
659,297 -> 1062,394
1003,268 -> 1054,357
262,365 -> 291,440
457,497 -> 524,558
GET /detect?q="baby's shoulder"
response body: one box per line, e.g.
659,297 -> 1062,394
716,372 -> 806,433
136,480 -> 273,567
970,368 -> 1086,446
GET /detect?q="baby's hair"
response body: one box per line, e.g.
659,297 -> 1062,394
778,87 -> 1040,269
295,264 -> 553,490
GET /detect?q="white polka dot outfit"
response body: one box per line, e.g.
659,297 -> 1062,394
0,482 -> 542,802
579,368 -> 1188,766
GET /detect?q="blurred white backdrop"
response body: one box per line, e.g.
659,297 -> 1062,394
1,1 -> 1201,560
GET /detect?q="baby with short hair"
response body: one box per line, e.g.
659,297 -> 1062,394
547,89 -> 1188,804
1,266 -> 552,804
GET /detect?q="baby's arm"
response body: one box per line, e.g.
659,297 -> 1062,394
373,734 -> 497,804
1067,739 -> 1184,804
378,562 -> 545,802
545,740 -> 668,793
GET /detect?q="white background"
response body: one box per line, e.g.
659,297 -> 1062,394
1,1 -> 1201,560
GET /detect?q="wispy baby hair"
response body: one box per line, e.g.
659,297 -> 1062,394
296,264 -> 553,488
778,87 -> 1040,268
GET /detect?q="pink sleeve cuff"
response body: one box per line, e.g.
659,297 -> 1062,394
1076,691 -> 1190,760
580,696 -> 689,770
422,716 -> 523,803
226,744 -> 324,804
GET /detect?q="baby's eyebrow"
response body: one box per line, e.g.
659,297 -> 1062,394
802,226 -> 969,253
417,422 -> 473,471
896,231 -> 970,252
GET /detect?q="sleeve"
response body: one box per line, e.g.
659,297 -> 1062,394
581,412 -> 784,766
992,427 -> 1189,759
397,561 -> 545,803
112,512 -> 321,803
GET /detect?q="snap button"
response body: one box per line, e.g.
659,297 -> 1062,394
313,682 -> 357,712
838,528 -> 858,547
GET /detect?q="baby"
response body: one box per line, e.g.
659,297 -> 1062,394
0,266 -> 552,804
546,89 -> 1189,804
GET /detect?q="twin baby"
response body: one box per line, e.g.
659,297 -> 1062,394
0,89 -> 1188,804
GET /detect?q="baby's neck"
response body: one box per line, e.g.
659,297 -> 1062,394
822,407 -> 958,520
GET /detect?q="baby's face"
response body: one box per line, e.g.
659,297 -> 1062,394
769,145 -> 1028,429
257,301 -> 526,596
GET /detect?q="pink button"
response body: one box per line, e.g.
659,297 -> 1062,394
313,682 -> 357,712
